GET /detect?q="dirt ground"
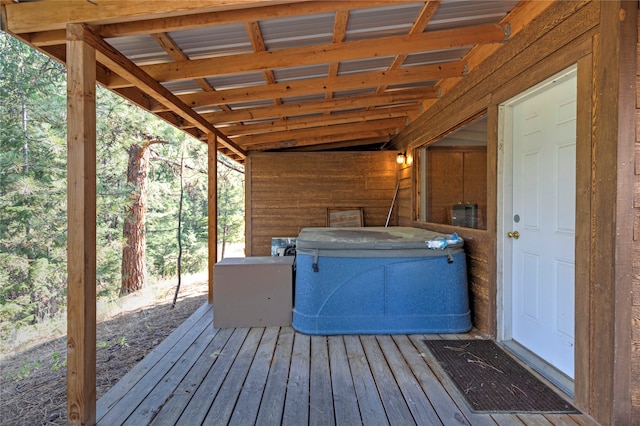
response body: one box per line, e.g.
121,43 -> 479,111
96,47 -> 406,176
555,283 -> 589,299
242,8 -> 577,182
0,278 -> 208,426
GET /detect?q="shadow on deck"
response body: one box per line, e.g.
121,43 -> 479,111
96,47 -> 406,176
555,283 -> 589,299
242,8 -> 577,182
96,303 -> 598,425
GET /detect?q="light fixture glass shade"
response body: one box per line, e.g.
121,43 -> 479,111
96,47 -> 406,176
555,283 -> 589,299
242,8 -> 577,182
397,152 -> 406,164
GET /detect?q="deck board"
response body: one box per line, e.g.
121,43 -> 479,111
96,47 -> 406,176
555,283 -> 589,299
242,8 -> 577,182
97,303 -> 598,426
309,335 -> 335,425
281,332 -> 310,426
328,336 -> 361,426
254,327 -> 294,425
343,335 -> 390,426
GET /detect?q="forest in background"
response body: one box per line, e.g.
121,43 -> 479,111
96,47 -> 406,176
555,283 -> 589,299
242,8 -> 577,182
0,33 -> 245,337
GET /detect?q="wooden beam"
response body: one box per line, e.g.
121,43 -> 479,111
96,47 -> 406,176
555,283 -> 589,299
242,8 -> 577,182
245,20 -> 282,106
66,23 -> 97,426
233,117 -> 406,146
65,24 -> 246,159
247,129 -> 396,151
326,10 -> 349,101
207,133 -> 217,305
20,1 -> 416,45
202,89 -> 434,124
4,0 -> 302,33
166,62 -> 461,112
375,0 -> 441,94
284,137 -> 388,151
219,105 -> 416,136
150,32 -> 232,112
95,1 -> 415,38
107,23 -> 506,87
590,1 -> 635,424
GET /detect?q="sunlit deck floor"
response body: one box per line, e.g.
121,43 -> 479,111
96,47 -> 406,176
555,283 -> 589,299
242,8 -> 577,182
96,303 -> 597,426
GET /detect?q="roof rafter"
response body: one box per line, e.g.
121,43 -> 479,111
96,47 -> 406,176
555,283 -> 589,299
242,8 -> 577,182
373,0 -> 441,98
3,0 -> 303,33
20,1 -> 416,46
219,105 -> 416,137
153,61 -> 460,112
233,117 -> 406,146
243,128 -> 398,151
150,32 -> 233,112
106,23 -> 506,87
65,23 -> 246,159
201,89 -> 435,124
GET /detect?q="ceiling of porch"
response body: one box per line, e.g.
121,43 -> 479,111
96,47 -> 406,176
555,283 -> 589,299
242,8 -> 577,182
1,0 -> 524,164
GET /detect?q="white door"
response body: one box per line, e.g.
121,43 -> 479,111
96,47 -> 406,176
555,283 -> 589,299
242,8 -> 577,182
507,70 -> 576,378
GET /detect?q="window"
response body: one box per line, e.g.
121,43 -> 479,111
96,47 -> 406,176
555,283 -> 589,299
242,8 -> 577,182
416,115 -> 487,229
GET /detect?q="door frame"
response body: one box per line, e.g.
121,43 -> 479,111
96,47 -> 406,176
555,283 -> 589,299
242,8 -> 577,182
497,64 -> 578,395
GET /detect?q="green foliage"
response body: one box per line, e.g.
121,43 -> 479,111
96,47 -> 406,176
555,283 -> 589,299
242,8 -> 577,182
0,32 -> 245,331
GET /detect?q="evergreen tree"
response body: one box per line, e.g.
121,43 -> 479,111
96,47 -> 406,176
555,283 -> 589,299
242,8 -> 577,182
0,32 -> 245,333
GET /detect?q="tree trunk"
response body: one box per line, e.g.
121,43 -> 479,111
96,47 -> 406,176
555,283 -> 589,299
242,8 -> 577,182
120,143 -> 149,296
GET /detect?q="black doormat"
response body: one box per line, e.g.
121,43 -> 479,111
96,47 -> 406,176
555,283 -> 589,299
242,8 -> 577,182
423,339 -> 578,413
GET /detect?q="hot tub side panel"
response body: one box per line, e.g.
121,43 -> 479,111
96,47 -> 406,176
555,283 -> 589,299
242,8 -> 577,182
292,251 -> 471,335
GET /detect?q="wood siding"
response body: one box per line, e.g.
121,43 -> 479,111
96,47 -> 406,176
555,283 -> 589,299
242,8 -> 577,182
394,1 -> 638,424
632,8 -> 640,422
245,151 -> 397,256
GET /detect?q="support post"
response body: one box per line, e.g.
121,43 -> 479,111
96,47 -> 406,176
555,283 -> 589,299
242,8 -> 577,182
208,133 -> 218,304
590,1 -> 636,423
66,23 -> 97,425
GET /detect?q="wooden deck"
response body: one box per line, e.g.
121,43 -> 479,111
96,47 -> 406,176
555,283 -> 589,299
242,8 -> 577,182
96,303 -> 598,425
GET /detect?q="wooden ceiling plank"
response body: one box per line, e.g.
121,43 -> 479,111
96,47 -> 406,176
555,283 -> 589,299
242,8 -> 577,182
66,23 -> 246,158
106,23 -> 506,87
220,105 -> 416,136
233,117 -> 406,146
154,62 -> 461,111
202,89 -> 434,124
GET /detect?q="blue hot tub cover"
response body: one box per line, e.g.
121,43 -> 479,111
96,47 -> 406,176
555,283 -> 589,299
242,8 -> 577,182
293,226 -> 472,335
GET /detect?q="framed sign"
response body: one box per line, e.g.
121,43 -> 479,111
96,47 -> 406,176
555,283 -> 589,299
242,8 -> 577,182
327,208 -> 364,227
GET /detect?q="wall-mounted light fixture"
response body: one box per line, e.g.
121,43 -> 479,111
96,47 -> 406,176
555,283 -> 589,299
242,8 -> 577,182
397,152 -> 406,164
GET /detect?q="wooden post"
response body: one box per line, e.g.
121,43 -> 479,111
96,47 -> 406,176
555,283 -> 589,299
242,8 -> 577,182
590,1 -> 636,423
66,23 -> 97,425
208,133 -> 218,304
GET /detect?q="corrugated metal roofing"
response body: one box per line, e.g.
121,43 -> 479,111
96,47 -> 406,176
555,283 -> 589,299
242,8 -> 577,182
259,12 -> 335,51
426,0 -> 520,31
345,2 -> 425,41
169,24 -> 253,59
29,1 -> 526,160
206,72 -> 266,90
273,65 -> 330,82
161,80 -> 203,95
106,35 -> 171,65
338,57 -> 396,75
404,48 -> 472,66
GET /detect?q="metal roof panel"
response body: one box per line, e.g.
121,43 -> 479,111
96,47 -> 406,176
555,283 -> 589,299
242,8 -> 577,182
206,72 -> 266,90
260,12 -> 335,51
106,35 -> 171,65
426,0 -> 520,31
345,2 -> 425,41
169,24 -> 253,59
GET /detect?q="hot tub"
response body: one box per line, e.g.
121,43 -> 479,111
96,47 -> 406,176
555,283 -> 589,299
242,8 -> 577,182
292,226 -> 471,335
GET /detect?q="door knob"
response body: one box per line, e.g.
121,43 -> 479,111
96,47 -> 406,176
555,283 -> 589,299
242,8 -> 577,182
507,231 -> 520,239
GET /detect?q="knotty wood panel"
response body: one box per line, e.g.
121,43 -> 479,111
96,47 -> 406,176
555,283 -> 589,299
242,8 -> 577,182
246,151 -> 397,256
